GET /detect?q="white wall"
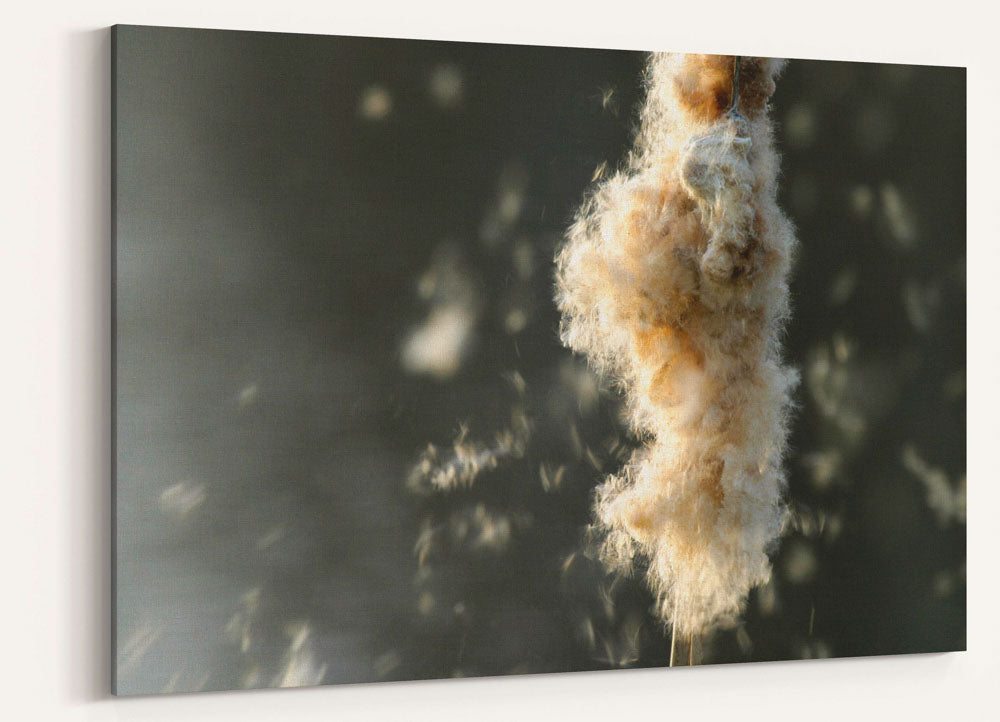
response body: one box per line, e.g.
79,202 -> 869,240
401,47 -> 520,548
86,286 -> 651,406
2,1 -> 996,719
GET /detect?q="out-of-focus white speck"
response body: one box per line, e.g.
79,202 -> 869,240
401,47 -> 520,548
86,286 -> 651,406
373,650 -> 402,678
799,639 -> 832,659
757,579 -> 779,617
539,463 -> 566,492
480,163 -> 528,245
832,332 -> 854,363
785,102 -> 817,148
158,482 -> 206,520
428,64 -> 463,107
117,622 -> 163,678
240,665 -> 262,689
504,308 -> 528,334
942,369 -> 965,401
402,245 -> 481,379
237,383 -> 259,408
902,445 -> 966,526
880,183 -> 918,246
512,239 -> 534,280
558,358 -> 601,416
849,185 -> 874,219
855,103 -> 894,155
256,525 -> 285,550
161,672 -> 182,694
933,571 -> 956,598
417,591 -> 436,616
902,279 -> 942,332
783,541 -> 818,584
499,187 -> 523,225
358,85 -> 393,121
272,622 -> 327,688
224,587 -> 262,654
801,449 -> 841,491
402,305 -> 475,379
736,625 -> 753,655
828,268 -> 857,306
823,514 -> 843,545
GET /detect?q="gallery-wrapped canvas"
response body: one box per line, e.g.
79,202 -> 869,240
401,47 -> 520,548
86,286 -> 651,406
112,24 -> 966,695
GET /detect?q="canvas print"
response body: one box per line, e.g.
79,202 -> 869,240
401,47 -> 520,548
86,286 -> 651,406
112,24 -> 966,695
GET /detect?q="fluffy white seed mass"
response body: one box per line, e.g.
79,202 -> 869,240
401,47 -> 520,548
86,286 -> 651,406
555,53 -> 799,636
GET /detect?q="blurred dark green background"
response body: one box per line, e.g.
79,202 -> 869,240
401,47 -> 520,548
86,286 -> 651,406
114,25 -> 965,695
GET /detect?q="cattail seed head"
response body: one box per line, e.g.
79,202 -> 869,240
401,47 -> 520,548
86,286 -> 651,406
555,53 -> 798,637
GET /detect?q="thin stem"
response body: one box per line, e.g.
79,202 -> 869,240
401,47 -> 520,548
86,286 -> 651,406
729,55 -> 742,118
669,596 -> 679,667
